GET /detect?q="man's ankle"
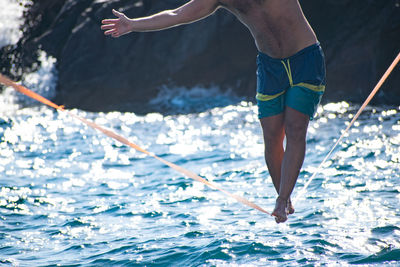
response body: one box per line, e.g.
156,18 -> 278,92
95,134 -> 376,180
277,196 -> 288,203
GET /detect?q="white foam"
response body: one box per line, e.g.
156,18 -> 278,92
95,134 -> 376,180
0,0 -> 32,48
149,85 -> 240,113
20,50 -> 58,102
0,50 -> 58,112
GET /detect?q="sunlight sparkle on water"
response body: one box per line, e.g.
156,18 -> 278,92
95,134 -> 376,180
1,100 -> 400,265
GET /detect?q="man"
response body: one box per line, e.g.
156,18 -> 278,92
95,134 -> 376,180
101,0 -> 326,223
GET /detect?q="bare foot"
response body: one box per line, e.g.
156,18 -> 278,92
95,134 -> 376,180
272,197 -> 288,223
287,198 -> 295,215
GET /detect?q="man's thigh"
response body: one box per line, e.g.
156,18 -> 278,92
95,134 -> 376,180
284,106 -> 309,141
260,112 -> 285,144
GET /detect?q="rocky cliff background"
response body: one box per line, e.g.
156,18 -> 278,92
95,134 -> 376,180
1,0 -> 399,113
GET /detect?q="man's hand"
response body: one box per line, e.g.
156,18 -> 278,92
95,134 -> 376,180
101,9 -> 132,38
101,0 -> 219,36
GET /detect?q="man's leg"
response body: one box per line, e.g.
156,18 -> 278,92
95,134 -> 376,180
260,113 -> 285,199
273,107 -> 309,223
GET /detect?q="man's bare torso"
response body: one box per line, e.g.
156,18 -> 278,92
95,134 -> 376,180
218,0 -> 317,58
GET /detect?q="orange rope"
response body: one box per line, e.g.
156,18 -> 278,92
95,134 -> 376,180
0,74 -> 271,215
294,52 -> 400,203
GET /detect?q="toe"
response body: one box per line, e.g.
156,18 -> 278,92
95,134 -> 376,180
287,200 -> 295,215
272,212 -> 287,223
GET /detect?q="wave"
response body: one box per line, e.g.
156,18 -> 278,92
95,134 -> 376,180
0,0 -> 58,113
0,50 -> 58,112
148,85 -> 241,114
351,247 -> 400,264
0,0 -> 32,48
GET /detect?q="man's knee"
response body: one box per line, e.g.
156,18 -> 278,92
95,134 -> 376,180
285,121 -> 308,143
263,126 -> 285,148
260,114 -> 285,147
284,107 -> 309,142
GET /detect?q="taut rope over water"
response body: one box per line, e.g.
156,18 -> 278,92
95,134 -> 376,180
0,74 -> 271,215
294,52 -> 400,204
1,51 -> 398,216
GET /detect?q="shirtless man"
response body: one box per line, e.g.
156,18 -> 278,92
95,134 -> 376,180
101,0 -> 326,223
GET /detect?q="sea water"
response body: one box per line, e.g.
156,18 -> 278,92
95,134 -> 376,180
1,1 -> 400,266
1,89 -> 400,266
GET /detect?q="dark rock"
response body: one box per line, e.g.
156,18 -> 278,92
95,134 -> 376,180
1,0 -> 400,112
302,0 -> 400,105
0,0 -> 66,80
51,0 -> 256,113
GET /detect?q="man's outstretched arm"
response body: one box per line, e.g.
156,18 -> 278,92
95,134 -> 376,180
101,0 -> 220,38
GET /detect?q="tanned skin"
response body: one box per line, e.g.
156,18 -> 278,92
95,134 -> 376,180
101,0 -> 318,223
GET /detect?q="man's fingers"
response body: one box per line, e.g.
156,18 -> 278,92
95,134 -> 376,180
102,10 -> 125,37
102,19 -> 118,24
112,9 -> 124,18
104,29 -> 118,36
101,24 -> 115,30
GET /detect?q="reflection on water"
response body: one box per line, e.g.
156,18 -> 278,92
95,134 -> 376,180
0,101 -> 400,265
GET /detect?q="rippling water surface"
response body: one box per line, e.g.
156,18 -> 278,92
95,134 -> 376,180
1,0 -> 400,265
1,97 -> 400,266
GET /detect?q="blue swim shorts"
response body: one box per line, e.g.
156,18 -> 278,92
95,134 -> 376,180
256,42 -> 326,120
